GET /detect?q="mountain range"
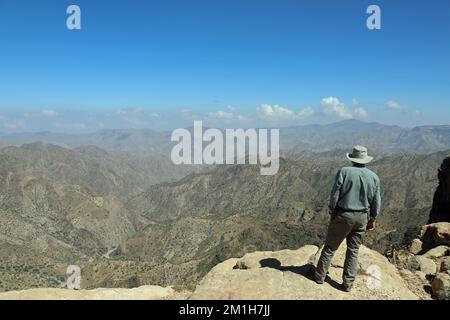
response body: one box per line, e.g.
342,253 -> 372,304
0,142 -> 197,291
2,120 -> 450,154
0,137 -> 447,291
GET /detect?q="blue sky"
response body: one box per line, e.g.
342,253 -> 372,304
0,0 -> 449,132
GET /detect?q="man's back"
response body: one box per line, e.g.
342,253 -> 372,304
330,166 -> 381,218
314,146 -> 381,291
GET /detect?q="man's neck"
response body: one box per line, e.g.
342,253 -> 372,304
352,163 -> 366,168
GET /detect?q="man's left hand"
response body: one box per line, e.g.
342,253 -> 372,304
367,218 -> 376,231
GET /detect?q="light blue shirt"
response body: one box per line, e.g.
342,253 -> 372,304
329,166 -> 381,219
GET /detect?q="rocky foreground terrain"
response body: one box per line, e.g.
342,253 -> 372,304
395,222 -> 450,300
1,222 -> 449,300
0,244 -> 420,300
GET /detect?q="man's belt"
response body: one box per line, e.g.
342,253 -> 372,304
336,207 -> 369,214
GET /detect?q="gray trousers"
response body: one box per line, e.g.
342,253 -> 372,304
315,211 -> 369,288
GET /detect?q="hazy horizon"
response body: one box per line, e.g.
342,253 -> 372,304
1,118 -> 450,136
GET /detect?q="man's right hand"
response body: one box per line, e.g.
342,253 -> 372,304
329,211 -> 337,221
367,218 -> 376,231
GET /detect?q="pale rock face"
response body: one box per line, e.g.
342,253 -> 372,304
190,244 -> 420,300
422,245 -> 450,259
414,256 -> 437,275
413,271 -> 428,282
431,273 -> 450,300
409,239 -> 424,255
0,285 -> 189,300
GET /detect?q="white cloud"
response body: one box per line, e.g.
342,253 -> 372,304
40,109 -> 59,118
208,110 -> 234,120
320,97 -> 369,119
385,100 -> 420,116
257,104 -> 313,121
320,97 -> 353,119
257,104 -> 295,121
237,114 -> 248,122
386,100 -> 402,110
352,98 -> 360,106
298,106 -> 314,119
208,107 -> 251,122
178,108 -> 201,120
354,107 -> 369,119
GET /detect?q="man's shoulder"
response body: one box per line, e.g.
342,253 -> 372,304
364,167 -> 380,182
340,166 -> 359,173
338,166 -> 353,175
340,166 -> 380,181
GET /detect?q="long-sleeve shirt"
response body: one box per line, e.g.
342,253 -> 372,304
329,166 -> 381,219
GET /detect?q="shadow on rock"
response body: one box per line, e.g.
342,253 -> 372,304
259,258 -> 342,291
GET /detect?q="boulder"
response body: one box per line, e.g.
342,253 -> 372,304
414,256 -> 437,275
413,271 -> 428,282
396,270 -> 432,300
422,245 -> 450,259
431,273 -> 450,300
395,250 -> 420,271
421,223 -> 450,247
190,244 -> 419,300
408,238 -> 424,255
440,256 -> 450,273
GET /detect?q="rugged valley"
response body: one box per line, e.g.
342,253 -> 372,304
0,142 -> 196,291
0,139 -> 447,293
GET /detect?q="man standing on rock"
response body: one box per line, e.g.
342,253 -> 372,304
312,146 -> 381,292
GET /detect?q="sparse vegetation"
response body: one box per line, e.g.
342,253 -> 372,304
0,139 -> 448,291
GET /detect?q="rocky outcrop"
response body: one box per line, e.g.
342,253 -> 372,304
190,244 -> 419,300
431,273 -> 450,300
421,222 -> 450,247
0,285 -> 190,300
399,222 -> 450,300
0,244 -> 422,300
429,157 -> 450,224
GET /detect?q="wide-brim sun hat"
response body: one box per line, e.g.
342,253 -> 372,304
346,145 -> 373,164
